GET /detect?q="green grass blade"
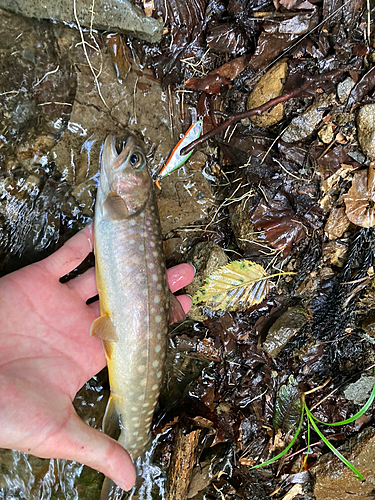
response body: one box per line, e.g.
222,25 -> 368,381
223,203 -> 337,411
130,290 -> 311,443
306,407 -> 363,481
250,407 -> 305,470
308,383 -> 375,427
301,409 -> 310,472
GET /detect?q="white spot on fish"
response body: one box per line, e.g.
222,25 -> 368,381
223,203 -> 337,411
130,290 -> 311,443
143,403 -> 150,408
152,384 -> 158,391
157,371 -> 162,378
147,410 -> 154,416
138,365 -> 145,373
139,245 -> 144,251
152,275 -> 158,282
155,344 -> 161,353
131,416 -> 138,421
157,333 -> 161,340
150,241 -> 155,248
152,251 -> 158,257
154,296 -> 160,304
129,219 -> 136,226
149,262 -> 155,269
131,407 -> 138,412
140,379 -> 147,387
134,422 -> 140,428
160,306 -> 164,313
151,307 -> 156,314
133,431 -> 139,436
155,315 -> 162,324
137,436 -> 143,441
157,284 -> 162,291
152,360 -> 159,368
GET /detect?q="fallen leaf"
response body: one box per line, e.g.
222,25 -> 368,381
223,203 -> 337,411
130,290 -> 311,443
185,55 -> 249,95
251,195 -> 306,257
193,260 -> 270,311
344,165 -> 375,228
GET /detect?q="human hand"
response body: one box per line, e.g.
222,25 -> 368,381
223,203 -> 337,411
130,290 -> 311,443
0,225 -> 194,491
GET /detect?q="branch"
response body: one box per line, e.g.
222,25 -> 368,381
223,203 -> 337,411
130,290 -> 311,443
180,68 -> 347,156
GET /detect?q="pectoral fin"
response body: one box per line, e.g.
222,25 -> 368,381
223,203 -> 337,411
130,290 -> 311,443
103,192 -> 129,220
169,291 -> 186,324
90,314 -> 119,342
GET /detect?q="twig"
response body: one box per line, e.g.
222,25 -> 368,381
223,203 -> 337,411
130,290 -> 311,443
180,68 -> 347,156
73,0 -> 109,110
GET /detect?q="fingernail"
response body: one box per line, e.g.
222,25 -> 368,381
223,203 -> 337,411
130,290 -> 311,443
116,480 -> 134,492
190,264 -> 196,277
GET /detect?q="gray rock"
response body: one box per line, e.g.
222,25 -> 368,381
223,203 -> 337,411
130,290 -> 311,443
263,307 -> 308,358
343,375 -> 375,404
281,94 -> 335,143
185,242 -> 229,321
311,427 -> 375,500
337,77 -> 355,103
357,104 -> 375,160
0,0 -> 163,43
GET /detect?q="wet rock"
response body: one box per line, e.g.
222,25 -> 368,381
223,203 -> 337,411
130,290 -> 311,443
157,168 -> 215,235
246,59 -> 288,127
263,307 -> 308,358
311,427 -> 375,500
185,242 -> 229,321
281,94 -> 335,143
337,77 -> 356,103
187,151 -> 208,170
0,0 -> 163,43
343,375 -> 375,404
357,104 -> 375,160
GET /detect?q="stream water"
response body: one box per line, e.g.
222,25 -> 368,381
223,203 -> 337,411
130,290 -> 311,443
0,6 -> 215,499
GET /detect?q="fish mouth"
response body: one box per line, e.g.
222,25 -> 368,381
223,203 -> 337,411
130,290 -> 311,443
103,134 -> 138,171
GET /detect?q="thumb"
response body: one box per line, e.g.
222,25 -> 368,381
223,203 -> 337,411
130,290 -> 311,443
42,411 -> 136,491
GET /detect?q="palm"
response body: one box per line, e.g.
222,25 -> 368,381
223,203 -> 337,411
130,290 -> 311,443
0,226 -> 193,491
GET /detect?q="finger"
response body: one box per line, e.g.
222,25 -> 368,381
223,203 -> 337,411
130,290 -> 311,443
167,264 -> 195,293
65,267 -> 98,302
43,226 -> 94,279
88,299 -> 100,316
41,410 -> 136,491
176,294 -> 192,314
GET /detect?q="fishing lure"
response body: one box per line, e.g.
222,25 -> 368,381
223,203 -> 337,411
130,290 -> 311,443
155,118 -> 203,190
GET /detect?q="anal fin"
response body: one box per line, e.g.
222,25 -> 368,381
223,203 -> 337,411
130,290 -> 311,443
90,315 -> 119,342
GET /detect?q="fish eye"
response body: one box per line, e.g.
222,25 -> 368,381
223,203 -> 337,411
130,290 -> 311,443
129,151 -> 146,170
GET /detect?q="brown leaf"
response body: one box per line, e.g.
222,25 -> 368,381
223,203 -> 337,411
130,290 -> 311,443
185,55 -> 249,95
251,196 -> 306,257
344,166 -> 375,228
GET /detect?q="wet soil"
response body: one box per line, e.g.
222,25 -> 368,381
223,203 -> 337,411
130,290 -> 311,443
0,0 -> 375,499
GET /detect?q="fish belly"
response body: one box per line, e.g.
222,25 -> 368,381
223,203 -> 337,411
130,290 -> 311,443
95,191 -> 169,458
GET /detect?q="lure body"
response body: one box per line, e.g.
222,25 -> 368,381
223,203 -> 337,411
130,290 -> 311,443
155,119 -> 203,189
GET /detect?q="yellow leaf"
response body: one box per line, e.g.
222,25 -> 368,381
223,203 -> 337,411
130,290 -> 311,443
193,260 -> 270,312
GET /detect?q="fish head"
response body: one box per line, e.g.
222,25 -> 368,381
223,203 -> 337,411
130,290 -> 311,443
98,134 -> 152,219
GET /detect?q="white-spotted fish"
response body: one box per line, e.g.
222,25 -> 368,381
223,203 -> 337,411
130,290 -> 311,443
92,135 -> 184,498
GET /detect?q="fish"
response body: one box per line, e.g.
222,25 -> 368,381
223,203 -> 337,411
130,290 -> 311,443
155,119 -> 203,190
92,134 -> 184,497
